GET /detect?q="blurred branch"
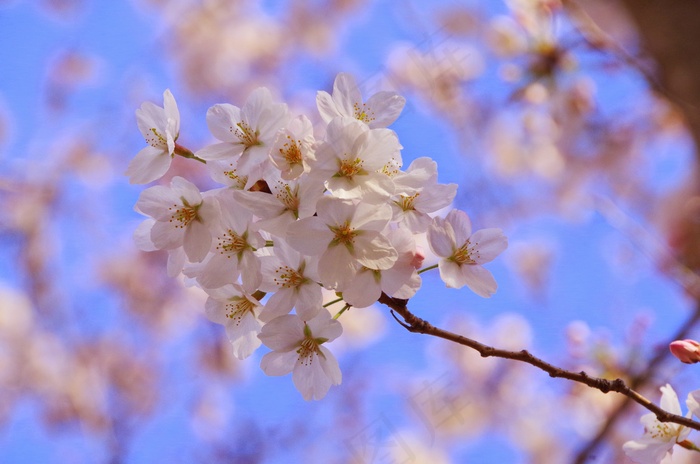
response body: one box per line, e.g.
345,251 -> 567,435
573,301 -> 700,463
609,0 -> 700,155
378,293 -> 700,433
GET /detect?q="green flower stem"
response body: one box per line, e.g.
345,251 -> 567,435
332,304 -> 350,320
417,263 -> 438,275
174,143 -> 206,164
323,297 -> 344,308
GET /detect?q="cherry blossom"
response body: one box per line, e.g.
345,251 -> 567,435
126,89 -> 180,184
258,310 -> 342,400
391,157 -> 458,233
196,87 -> 290,175
204,284 -> 264,360
128,75 -> 513,403
135,176 -> 219,263
184,192 -> 264,291
258,240 -> 323,321
342,227 -> 422,308
268,114 -> 316,180
232,170 -> 324,238
286,196 -> 398,289
428,209 -> 508,297
623,384 -> 691,464
311,116 -> 400,203
316,72 -> 406,128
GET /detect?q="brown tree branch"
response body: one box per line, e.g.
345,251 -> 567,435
573,301 -> 700,463
378,293 -> 700,433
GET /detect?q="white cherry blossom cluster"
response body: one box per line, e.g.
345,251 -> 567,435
128,73 -> 508,400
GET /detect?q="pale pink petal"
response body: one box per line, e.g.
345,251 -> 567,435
242,87 -> 273,129
286,217 -> 333,255
318,346 -> 342,384
239,251 -> 262,293
196,142 -> 243,161
204,298 -> 227,325
294,284 -> 323,321
365,91 -> 406,128
623,438 -> 674,464
342,269 -> 381,308
136,185 -> 178,219
305,309 -> 342,340
446,209 -> 472,245
163,89 -> 180,136
171,176 -> 202,205
318,245 -> 357,289
206,103 -> 240,142
428,217 -> 456,258
415,183 -> 458,213
260,350 -> 298,376
355,234 -> 398,270
292,352 -> 334,400
258,314 -> 305,350
437,260 -> 465,289
183,219 -> 211,262
332,73 -> 361,118
460,264 -> 498,297
133,219 -> 157,251
351,201 -> 392,231
150,220 -> 184,250
316,90 -> 338,124
226,312 -> 263,359
136,101 -> 166,142
166,248 -> 186,277
126,145 -> 171,184
470,228 -> 508,264
261,288 -> 296,322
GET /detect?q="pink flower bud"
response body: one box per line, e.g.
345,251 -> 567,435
669,339 -> 700,364
411,246 -> 425,269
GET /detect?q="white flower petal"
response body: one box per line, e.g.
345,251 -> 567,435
446,209 -> 473,245
365,91 -> 405,128
206,103 -> 240,142
126,145 -> 171,184
428,217 -> 455,258
461,264 -> 498,297
260,350 -> 298,376
470,228 -> 508,264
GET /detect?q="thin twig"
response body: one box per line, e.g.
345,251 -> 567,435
377,293 -> 700,432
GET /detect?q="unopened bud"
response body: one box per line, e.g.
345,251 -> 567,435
669,339 -> 700,364
411,246 -> 425,269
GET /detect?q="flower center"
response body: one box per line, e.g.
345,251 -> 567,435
233,121 -> 261,148
381,158 -> 401,177
216,229 -> 249,257
296,337 -> 319,366
395,192 -> 420,212
273,264 -> 306,289
146,127 -> 167,148
452,239 -> 479,265
224,297 -> 256,326
168,199 -> 200,228
336,158 -> 364,179
279,135 -> 303,165
329,221 -> 358,250
274,182 -> 300,217
353,102 -> 375,124
222,165 -> 248,189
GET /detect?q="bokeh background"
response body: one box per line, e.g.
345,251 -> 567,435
2,0 -> 700,462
